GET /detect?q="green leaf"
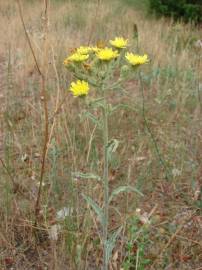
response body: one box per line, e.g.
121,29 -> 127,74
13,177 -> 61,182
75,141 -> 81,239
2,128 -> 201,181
109,103 -> 137,115
72,172 -> 101,181
74,72 -> 97,85
107,139 -> 119,161
106,226 -> 122,263
80,111 -> 100,126
82,194 -> 105,227
109,185 -> 143,203
89,97 -> 105,109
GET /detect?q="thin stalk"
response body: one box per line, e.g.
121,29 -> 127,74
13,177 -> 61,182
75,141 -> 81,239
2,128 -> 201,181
135,248 -> 139,270
34,0 -> 49,223
138,71 -> 172,181
133,25 -> 171,181
16,0 -> 49,223
102,99 -> 109,270
87,0 -> 101,45
196,52 -> 202,112
0,157 -> 28,197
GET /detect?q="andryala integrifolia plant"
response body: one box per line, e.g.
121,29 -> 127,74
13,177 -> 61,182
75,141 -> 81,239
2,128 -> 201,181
64,37 -> 148,269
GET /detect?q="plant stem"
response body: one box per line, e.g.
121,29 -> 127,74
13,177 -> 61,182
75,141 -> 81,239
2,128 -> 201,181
16,0 -> 49,223
102,99 -> 109,270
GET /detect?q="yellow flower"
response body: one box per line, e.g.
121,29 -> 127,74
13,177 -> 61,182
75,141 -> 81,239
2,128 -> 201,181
125,52 -> 149,66
96,47 -> 119,61
69,80 -> 89,97
67,52 -> 89,62
110,37 -> 128,48
76,46 -> 92,55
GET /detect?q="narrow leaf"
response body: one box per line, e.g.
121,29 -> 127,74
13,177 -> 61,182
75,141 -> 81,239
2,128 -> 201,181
107,139 -> 119,161
82,194 -> 105,227
72,172 -> 100,181
109,185 -> 143,203
106,226 -> 122,263
81,111 -> 99,126
89,97 -> 105,109
109,103 -> 137,115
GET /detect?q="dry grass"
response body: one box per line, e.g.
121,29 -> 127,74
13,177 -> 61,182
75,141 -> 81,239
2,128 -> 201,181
0,0 -> 202,269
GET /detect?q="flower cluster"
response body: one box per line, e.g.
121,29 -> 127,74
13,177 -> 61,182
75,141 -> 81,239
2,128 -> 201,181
64,37 -> 149,97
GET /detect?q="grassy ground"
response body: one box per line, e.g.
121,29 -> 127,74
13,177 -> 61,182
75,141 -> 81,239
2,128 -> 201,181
0,0 -> 202,269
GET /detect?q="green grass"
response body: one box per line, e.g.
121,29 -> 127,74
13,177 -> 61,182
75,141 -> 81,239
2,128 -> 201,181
121,0 -> 149,10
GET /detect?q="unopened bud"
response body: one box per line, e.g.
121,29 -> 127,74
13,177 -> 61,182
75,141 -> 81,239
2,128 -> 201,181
120,65 -> 130,78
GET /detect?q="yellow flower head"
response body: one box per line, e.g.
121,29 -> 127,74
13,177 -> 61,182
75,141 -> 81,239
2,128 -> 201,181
96,47 -> 119,61
70,80 -> 89,97
76,46 -> 92,55
110,37 -> 128,48
125,52 -> 149,66
67,52 -> 89,62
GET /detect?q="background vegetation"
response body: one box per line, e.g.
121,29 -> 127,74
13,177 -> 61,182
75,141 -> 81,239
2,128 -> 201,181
0,0 -> 201,269
149,0 -> 202,23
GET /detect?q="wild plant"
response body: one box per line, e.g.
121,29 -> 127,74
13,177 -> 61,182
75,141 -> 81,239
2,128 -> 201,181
64,37 -> 148,269
122,214 -> 151,270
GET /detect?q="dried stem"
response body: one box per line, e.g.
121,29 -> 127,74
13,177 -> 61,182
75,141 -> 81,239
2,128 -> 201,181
87,0 -> 101,45
16,0 -> 42,76
46,46 -> 61,149
34,0 -> 49,222
16,0 -> 49,223
0,157 -> 15,186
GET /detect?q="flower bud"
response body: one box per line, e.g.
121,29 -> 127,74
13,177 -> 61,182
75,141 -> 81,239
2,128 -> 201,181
120,65 -> 130,78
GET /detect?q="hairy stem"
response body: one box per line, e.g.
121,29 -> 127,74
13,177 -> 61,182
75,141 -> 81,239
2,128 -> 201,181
102,99 -> 109,270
